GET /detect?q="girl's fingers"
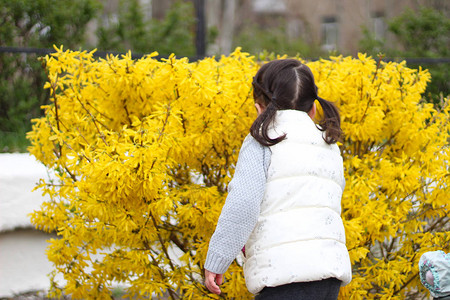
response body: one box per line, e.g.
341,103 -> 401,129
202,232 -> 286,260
205,270 -> 222,294
216,273 -> 224,286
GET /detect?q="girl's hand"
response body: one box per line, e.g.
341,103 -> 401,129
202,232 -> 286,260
205,269 -> 223,295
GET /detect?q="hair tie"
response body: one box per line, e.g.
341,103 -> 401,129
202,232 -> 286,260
270,97 -> 281,109
252,80 -> 273,101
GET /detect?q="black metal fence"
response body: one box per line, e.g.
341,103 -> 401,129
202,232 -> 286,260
2,46 -> 450,64
0,46 -> 202,61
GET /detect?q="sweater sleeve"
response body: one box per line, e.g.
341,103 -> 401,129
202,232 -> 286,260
204,134 -> 270,274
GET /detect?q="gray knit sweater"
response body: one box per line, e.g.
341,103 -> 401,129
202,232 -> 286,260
204,134 -> 271,274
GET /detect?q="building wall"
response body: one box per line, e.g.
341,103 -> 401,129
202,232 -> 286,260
280,0 -> 448,54
86,0 -> 447,55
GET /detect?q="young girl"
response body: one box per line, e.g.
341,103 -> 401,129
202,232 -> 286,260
204,59 -> 352,299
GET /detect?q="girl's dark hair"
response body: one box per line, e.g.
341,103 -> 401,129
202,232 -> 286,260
250,59 -> 342,146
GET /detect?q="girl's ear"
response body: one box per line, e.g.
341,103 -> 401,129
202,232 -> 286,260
308,102 -> 317,119
255,103 -> 266,116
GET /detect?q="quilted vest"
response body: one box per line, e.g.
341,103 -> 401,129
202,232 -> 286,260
244,110 -> 352,294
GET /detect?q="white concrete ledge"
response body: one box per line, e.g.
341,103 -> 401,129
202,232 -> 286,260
0,153 -> 51,232
0,153 -> 56,297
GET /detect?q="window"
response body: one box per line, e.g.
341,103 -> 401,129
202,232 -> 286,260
372,12 -> 386,41
321,16 -> 338,51
252,0 -> 287,14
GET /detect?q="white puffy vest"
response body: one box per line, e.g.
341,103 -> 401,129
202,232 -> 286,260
244,110 -> 352,294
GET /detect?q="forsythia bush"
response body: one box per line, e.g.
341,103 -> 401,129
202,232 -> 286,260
28,46 -> 450,299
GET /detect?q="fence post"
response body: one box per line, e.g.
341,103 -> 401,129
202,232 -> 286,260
194,0 -> 206,58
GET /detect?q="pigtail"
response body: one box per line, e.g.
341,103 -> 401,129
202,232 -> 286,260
250,102 -> 286,147
316,96 -> 343,144
251,59 -> 341,147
